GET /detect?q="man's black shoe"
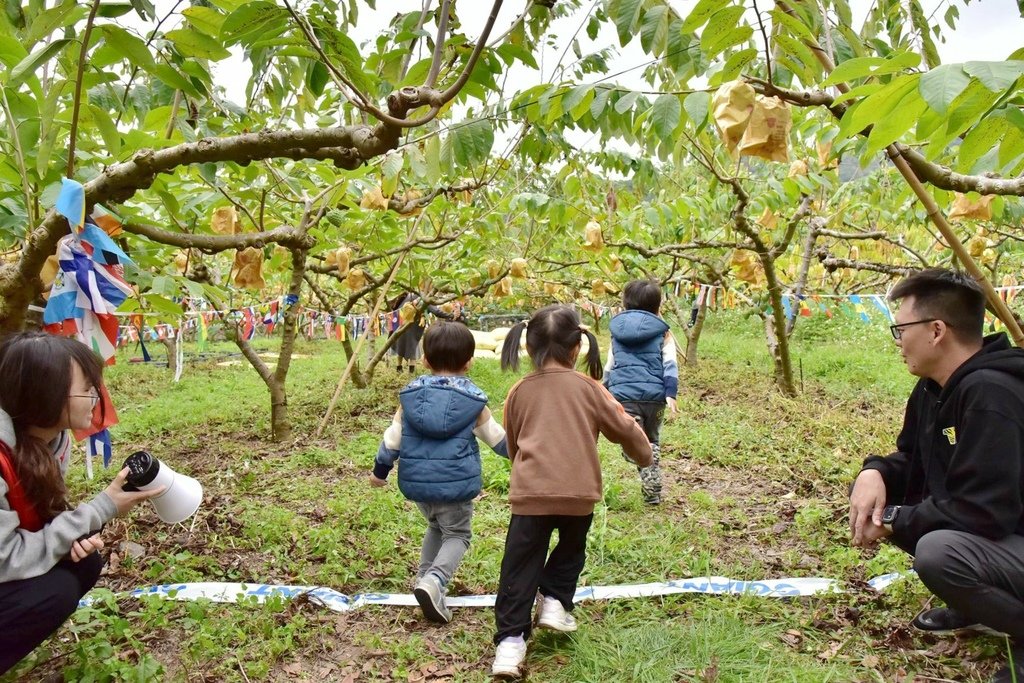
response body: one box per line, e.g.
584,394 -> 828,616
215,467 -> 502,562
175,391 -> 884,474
912,607 -> 1007,636
990,642 -> 1024,683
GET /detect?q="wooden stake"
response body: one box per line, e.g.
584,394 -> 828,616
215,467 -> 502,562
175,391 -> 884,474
315,215 -> 423,437
774,1 -> 1024,346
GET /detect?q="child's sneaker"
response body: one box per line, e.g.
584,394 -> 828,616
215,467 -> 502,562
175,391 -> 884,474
413,574 -> 451,623
536,595 -> 578,632
491,636 -> 527,679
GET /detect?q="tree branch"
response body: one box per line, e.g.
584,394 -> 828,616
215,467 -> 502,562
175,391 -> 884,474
122,222 -> 311,252
426,0 -> 452,88
67,0 -> 103,178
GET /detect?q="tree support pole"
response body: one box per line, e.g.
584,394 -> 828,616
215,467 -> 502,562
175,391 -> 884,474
315,214 -> 424,437
774,0 -> 1024,345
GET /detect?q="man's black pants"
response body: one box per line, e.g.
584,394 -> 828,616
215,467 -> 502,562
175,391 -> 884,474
493,513 -> 593,644
913,529 -> 1024,640
0,552 -> 104,674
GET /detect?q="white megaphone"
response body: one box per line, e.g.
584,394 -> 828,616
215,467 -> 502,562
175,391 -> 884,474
122,451 -> 203,524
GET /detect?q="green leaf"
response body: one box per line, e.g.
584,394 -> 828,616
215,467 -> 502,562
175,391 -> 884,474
651,94 -> 681,139
958,116 -> 1011,172
563,84 -> 593,121
5,0 -> 24,29
639,5 -> 669,55
865,92 -> 928,156
614,90 -> 639,115
144,292 -> 186,317
715,47 -> 757,83
99,25 -> 156,72
909,0 -> 940,69
999,122 -> 1024,169
590,87 -> 611,119
151,64 -> 200,97
822,56 -> 884,86
306,60 -> 328,96
380,150 -> 402,198
26,1 -> 85,46
221,1 -> 288,45
183,6 -> 225,36
423,134 -> 440,184
682,0 -> 728,33
772,34 -> 818,82
825,51 -> 921,86
702,25 -> 752,60
129,0 -> 155,21
704,5 -> 744,41
770,8 -> 817,44
165,28 -> 230,60
6,38 -> 70,86
839,73 -> 919,138
89,104 -> 120,158
450,118 -> 493,168
611,0 -> 644,46
96,2 -> 135,18
919,63 -> 970,114
314,21 -> 374,96
0,35 -> 27,68
495,43 -> 538,70
683,91 -> 710,129
963,60 -> 1024,92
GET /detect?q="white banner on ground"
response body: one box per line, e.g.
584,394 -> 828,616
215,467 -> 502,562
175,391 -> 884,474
81,573 -> 911,611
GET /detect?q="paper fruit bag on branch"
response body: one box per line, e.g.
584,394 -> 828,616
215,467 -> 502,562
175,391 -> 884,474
949,193 -> 993,221
739,96 -> 791,163
212,206 -> 240,235
233,247 -> 265,290
730,250 -> 765,286
510,258 -> 529,279
582,221 -> 604,252
711,80 -> 756,155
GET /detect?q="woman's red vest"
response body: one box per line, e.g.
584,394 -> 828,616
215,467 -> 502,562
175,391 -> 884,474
0,441 -> 44,532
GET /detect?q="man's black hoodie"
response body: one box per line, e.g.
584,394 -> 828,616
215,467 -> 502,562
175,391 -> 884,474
862,333 -> 1024,552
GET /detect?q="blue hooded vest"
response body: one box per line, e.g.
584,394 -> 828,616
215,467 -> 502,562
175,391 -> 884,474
605,309 -> 669,402
397,376 -> 487,503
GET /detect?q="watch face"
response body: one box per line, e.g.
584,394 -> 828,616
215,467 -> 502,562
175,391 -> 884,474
882,505 -> 899,524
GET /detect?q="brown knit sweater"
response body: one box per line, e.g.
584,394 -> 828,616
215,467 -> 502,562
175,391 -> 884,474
502,367 -> 653,516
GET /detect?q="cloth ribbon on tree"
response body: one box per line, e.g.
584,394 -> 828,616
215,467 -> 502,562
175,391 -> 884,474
43,178 -> 133,466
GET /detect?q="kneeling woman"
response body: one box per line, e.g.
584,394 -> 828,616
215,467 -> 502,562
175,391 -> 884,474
0,332 -> 162,674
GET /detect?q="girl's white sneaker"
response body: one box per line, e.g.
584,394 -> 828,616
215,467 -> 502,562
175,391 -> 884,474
491,637 -> 527,679
536,596 -> 578,632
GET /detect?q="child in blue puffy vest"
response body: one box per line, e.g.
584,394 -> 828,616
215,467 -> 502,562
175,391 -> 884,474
369,321 -> 508,624
604,279 -> 678,505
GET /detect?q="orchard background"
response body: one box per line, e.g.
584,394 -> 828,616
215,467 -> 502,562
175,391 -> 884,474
1,0 -> 1023,679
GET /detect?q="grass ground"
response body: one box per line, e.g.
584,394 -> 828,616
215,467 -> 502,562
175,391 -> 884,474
4,310 -> 1014,682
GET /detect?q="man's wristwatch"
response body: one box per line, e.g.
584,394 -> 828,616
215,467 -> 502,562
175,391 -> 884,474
881,505 -> 901,532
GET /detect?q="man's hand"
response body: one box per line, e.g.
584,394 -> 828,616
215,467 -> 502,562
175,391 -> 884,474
855,521 -> 892,548
368,473 -> 387,488
849,469 -> 888,547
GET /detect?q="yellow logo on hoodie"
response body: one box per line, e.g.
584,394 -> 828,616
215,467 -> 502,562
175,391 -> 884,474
942,426 -> 957,445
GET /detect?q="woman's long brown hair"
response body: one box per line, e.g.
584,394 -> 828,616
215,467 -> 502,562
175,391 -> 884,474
0,333 -> 104,520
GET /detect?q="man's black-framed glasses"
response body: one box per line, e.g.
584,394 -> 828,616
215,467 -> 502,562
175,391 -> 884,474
889,318 -> 941,340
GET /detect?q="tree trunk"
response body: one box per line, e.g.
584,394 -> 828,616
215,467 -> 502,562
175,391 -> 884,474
233,247 -> 308,442
759,252 -> 798,397
160,337 -> 177,375
685,300 -> 708,366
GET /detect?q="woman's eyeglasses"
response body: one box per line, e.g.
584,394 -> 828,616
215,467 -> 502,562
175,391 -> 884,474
70,391 -> 100,408
889,318 -> 941,340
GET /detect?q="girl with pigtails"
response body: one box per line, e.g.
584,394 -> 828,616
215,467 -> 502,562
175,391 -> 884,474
489,305 -> 653,679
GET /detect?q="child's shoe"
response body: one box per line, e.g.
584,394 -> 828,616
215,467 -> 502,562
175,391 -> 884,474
491,636 -> 527,679
536,595 -> 578,632
413,574 -> 451,623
